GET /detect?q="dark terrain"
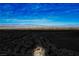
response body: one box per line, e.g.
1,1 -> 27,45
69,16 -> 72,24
0,30 -> 79,56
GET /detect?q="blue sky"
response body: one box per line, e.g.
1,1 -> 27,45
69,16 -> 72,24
0,3 -> 79,26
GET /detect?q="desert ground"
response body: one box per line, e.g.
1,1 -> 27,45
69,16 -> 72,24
0,29 -> 79,56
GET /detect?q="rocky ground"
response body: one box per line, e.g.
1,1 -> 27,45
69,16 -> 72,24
0,30 -> 79,56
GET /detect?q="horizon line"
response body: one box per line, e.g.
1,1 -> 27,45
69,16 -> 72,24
0,25 -> 79,30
